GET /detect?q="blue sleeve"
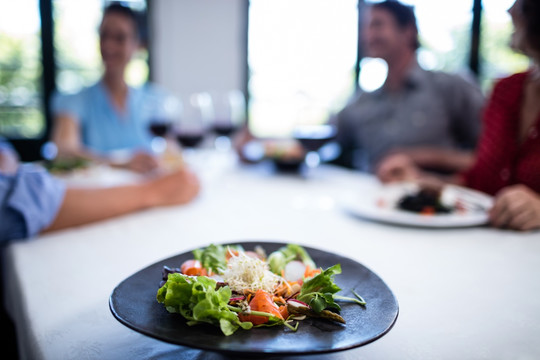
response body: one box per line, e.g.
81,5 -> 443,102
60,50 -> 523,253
0,164 -> 66,244
0,141 -> 12,152
50,89 -> 85,125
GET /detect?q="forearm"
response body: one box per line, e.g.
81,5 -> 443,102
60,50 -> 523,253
420,172 -> 464,187
44,184 -> 154,232
43,168 -> 200,232
394,147 -> 475,172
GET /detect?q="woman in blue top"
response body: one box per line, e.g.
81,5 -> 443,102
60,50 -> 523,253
51,3 -> 165,173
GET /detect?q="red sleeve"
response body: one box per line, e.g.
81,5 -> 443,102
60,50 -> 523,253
461,72 -> 527,196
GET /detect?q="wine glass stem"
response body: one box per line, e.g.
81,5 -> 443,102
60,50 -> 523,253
214,136 -> 231,152
151,137 -> 167,154
305,151 -> 320,168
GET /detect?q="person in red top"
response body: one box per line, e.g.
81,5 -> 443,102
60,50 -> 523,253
375,0 -> 540,231
463,71 -> 540,196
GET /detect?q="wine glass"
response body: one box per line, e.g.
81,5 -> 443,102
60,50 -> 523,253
292,124 -> 337,174
147,94 -> 181,154
174,92 -> 212,160
211,90 -> 246,151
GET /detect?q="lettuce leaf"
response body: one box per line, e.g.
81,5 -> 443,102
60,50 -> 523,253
297,264 -> 342,313
192,244 -> 227,274
157,273 -> 252,335
192,244 -> 244,275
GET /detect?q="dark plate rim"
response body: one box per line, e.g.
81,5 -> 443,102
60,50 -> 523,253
109,240 -> 399,356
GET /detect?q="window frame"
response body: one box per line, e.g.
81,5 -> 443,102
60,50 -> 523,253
244,0 -> 483,130
5,0 -> 152,162
5,0 -> 54,162
5,0 -> 483,161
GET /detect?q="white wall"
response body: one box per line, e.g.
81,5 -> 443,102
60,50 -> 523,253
151,0 -> 246,103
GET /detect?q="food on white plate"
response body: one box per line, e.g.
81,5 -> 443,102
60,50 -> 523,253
396,188 -> 453,215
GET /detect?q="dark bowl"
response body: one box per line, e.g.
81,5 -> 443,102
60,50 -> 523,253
272,157 -> 304,172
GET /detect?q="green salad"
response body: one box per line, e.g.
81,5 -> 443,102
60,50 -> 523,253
157,243 -> 366,336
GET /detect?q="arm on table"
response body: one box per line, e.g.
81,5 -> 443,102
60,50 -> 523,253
375,148 -> 474,184
44,168 -> 200,232
51,114 -> 158,174
389,147 -> 474,173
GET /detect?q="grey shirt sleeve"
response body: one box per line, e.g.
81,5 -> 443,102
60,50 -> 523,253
434,72 -> 485,150
331,105 -> 358,169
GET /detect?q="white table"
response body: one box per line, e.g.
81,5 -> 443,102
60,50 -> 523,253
4,150 -> 540,360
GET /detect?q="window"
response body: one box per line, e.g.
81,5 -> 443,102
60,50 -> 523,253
407,0 -> 474,75
0,0 -> 149,160
481,0 -> 529,92
53,0 -> 148,95
0,0 -> 44,139
1,0 -> 529,159
247,0 -> 359,138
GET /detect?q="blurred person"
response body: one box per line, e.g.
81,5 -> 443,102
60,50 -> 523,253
377,0 -> 540,231
332,0 -> 485,174
51,2 -> 169,174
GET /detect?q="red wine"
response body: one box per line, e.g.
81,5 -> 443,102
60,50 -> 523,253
295,137 -> 331,152
213,122 -> 237,137
149,121 -> 171,137
176,132 -> 204,148
293,125 -> 336,152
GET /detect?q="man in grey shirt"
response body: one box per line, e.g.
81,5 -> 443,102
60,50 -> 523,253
333,0 -> 485,174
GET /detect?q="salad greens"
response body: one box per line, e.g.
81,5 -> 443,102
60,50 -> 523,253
297,264 -> 343,312
192,243 -> 242,275
157,243 -> 367,336
267,244 -> 317,274
156,273 -> 252,335
297,264 -> 366,312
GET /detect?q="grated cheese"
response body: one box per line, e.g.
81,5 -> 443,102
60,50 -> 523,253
222,251 -> 282,293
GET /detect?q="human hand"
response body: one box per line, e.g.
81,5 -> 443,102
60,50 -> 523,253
0,147 -> 20,174
489,185 -> 540,231
144,168 -> 200,207
376,153 -> 420,183
124,151 -> 159,174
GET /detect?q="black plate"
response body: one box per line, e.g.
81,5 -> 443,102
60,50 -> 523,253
109,241 -> 399,356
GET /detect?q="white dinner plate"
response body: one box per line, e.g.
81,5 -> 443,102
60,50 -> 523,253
52,164 -> 143,187
340,182 -> 493,228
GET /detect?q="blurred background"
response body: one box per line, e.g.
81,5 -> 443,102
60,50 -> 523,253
0,0 -> 529,161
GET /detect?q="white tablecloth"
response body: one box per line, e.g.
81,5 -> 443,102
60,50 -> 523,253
4,150 -> 540,360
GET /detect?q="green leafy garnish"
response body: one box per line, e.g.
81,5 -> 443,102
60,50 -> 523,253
351,289 -> 367,306
44,157 -> 89,173
297,264 -> 342,313
156,273 -> 252,336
